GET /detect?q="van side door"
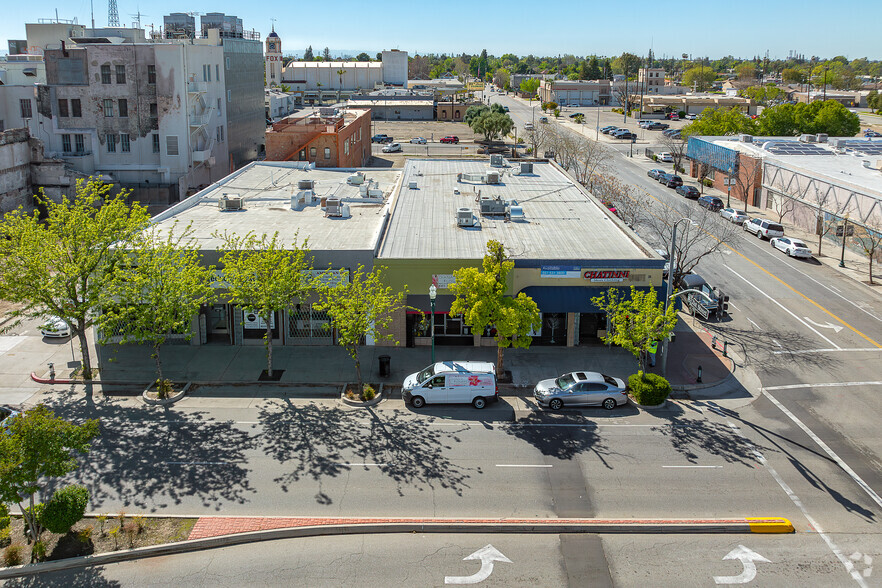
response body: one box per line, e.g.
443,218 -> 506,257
425,375 -> 448,404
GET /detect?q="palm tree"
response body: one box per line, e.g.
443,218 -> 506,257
336,69 -> 347,102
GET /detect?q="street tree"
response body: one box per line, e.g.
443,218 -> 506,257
519,78 -> 540,101
0,179 -> 150,387
450,240 -> 540,376
757,103 -> 800,136
643,200 -> 743,287
682,107 -> 757,137
782,67 -> 806,85
695,162 -> 711,194
468,109 -> 514,142
769,192 -> 796,223
217,231 -> 314,378
100,224 -> 216,396
0,405 -> 99,543
588,173 -> 649,229
731,155 -> 761,208
493,68 -> 510,90
853,224 -> 882,285
312,265 -> 407,394
659,134 -> 688,173
590,286 -> 678,374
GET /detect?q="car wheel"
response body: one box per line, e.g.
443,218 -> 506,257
757,230 -> 764,239
787,249 -> 793,257
472,397 -> 487,409
411,396 -> 425,409
602,398 -> 617,410
549,398 -> 563,411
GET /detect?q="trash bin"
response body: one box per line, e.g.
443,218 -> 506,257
378,355 -> 391,378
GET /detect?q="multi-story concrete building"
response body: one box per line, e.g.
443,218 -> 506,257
281,50 -> 408,105
265,108 -> 371,167
163,13 -> 196,39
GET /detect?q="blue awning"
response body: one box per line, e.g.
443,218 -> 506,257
520,286 -> 649,313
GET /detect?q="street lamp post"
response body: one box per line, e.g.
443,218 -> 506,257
429,284 -> 437,364
726,166 -> 732,208
660,217 -> 691,377
839,216 -> 849,268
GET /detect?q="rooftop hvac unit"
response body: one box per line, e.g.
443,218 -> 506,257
218,194 -> 243,211
508,205 -> 525,221
347,173 -> 365,185
325,197 -> 342,217
816,133 -> 828,143
457,208 -> 474,227
799,134 -> 817,143
408,181 -> 418,189
739,134 -> 753,143
486,171 -> 500,184
479,195 -> 507,215
519,162 -> 533,174
298,179 -> 315,190
829,138 -> 847,148
490,154 -> 504,167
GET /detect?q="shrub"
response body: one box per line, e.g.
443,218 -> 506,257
123,522 -> 139,548
628,372 -> 672,406
0,504 -> 9,530
703,178 -> 713,187
362,385 -> 376,401
77,526 -> 94,545
41,485 -> 90,534
3,544 -> 23,567
31,540 -> 47,562
0,527 -> 11,547
133,515 -> 146,534
23,503 -> 45,539
97,514 -> 108,536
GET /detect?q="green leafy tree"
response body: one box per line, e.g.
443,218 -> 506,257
0,179 -> 150,388
519,78 -> 540,101
356,52 -> 370,62
303,46 -> 314,61
469,110 -> 514,142
682,66 -> 717,91
450,240 -> 540,375
585,56 -> 602,80
101,225 -> 216,395
312,265 -> 407,394
591,286 -> 678,373
464,104 -> 488,126
781,67 -> 806,84
0,405 -> 99,543
735,62 -> 758,82
757,103 -> 799,136
492,67 -> 510,90
323,47 -> 331,61
217,232 -> 314,377
573,113 -> 585,123
682,107 -> 757,137
807,100 -> 861,136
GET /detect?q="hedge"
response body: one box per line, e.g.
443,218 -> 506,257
628,372 -> 672,406
41,485 -> 90,535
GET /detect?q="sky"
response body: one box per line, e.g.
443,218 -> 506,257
2,0 -> 881,60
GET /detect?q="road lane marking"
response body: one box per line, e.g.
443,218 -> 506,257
772,339 -> 783,348
661,465 -> 722,469
339,463 -> 389,467
725,421 -> 868,587
762,389 -> 882,512
747,317 -> 761,330
804,317 -> 844,333
725,265 -> 841,349
764,381 -> 882,391
495,464 -> 552,468
772,348 -> 882,355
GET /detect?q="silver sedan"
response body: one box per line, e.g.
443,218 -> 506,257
533,371 -> 628,410
720,208 -> 749,224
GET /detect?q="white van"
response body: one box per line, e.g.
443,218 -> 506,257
402,361 -> 498,409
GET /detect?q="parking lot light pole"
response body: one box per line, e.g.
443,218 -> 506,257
660,217 -> 691,377
429,284 -> 437,364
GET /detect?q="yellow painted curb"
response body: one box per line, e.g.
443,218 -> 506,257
747,517 -> 795,533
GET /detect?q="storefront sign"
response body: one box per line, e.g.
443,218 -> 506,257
583,270 -> 630,282
541,265 -> 582,278
244,311 -> 275,330
432,274 -> 456,289
307,268 -> 349,286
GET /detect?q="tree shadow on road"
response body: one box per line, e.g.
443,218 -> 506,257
651,416 -> 765,466
2,566 -> 121,587
258,400 -> 476,503
43,388 -> 259,512
503,406 -> 614,466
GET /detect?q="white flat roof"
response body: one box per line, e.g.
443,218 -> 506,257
151,162 -> 402,252
379,159 -> 654,261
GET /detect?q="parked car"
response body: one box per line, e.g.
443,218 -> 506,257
0,406 -> 20,433
371,134 -> 393,144
697,195 -> 725,212
771,237 -> 812,258
648,168 -> 666,180
40,316 -> 70,338
402,361 -> 498,409
684,113 -> 698,120
743,217 -> 785,240
664,175 -> 683,188
539,116 -> 549,123
667,113 -> 680,120
647,122 -> 669,130
638,120 -> 652,128
601,126 -> 619,134
382,142 -> 402,153
720,208 -> 749,224
502,106 -> 510,112
613,130 -> 636,139
865,130 -> 882,138
440,135 -> 459,144
533,371 -> 628,411
524,122 -> 534,130
657,152 -> 673,162
658,173 -> 672,184
568,112 -> 583,119
409,137 -> 427,144
662,129 -> 682,138
676,185 -> 701,199
568,103 -> 580,108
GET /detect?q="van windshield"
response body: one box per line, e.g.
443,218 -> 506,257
417,365 -> 436,383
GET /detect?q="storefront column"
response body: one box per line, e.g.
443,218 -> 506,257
566,313 -> 576,347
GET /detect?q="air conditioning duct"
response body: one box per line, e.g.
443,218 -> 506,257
325,197 -> 342,217
479,195 -> 507,215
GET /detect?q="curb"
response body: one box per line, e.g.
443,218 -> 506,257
142,382 -> 191,406
0,516 -> 793,579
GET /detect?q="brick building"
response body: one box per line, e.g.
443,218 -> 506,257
265,108 -> 371,167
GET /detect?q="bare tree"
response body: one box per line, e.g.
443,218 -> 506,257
769,192 -> 796,223
696,162 -> 711,194
732,155 -> 761,208
643,200 -> 743,286
854,223 -> 882,285
660,135 -> 688,174
808,185 -> 837,257
528,124 -> 612,185
572,137 -> 612,185
589,173 -> 648,229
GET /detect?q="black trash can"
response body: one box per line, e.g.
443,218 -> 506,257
378,355 -> 391,378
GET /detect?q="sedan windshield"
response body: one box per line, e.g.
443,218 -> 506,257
555,373 -> 577,389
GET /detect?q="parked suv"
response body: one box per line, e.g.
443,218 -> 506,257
440,135 -> 460,144
697,195 -> 724,212
744,217 -> 785,240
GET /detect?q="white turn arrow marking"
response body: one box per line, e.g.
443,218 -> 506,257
444,544 -> 512,585
803,317 -> 844,333
713,545 -> 771,584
